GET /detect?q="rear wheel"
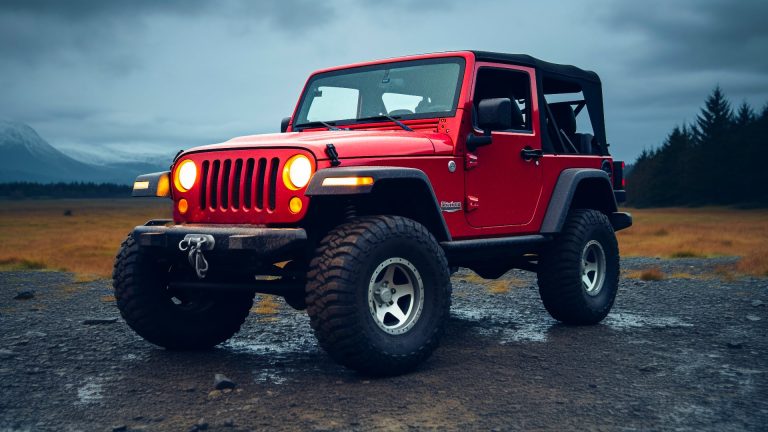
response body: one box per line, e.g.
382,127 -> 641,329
537,209 -> 619,324
306,216 -> 451,376
113,234 -> 254,349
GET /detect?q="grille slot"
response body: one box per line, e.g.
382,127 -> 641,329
197,156 -> 281,212
268,157 -> 279,211
243,158 -> 254,208
200,161 -> 209,209
232,159 -> 243,209
256,158 -> 266,209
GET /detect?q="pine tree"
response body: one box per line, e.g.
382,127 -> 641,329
734,101 -> 756,127
689,86 -> 734,203
692,85 -> 733,145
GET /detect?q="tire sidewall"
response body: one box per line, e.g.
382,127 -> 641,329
578,219 -> 619,312
355,234 -> 448,356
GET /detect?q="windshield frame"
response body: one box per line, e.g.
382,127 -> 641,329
293,56 -> 467,130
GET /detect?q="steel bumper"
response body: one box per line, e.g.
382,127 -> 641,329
132,220 -> 308,258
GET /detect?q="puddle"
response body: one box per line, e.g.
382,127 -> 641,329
224,333 -> 318,356
254,368 -> 291,385
605,313 -> 693,330
452,304 -> 693,344
76,378 -> 104,405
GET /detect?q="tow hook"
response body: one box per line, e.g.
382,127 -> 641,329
178,234 -> 215,279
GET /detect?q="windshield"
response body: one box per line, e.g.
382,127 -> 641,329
294,57 -> 465,128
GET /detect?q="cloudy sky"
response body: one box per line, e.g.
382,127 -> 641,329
1,0 -> 766,163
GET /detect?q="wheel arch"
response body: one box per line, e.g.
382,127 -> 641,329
305,166 -> 451,242
540,168 -> 618,234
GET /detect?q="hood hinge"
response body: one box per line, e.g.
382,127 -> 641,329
325,143 -> 341,167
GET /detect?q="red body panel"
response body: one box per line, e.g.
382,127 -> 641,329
171,51 -> 613,240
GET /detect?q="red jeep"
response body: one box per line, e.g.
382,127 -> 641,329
116,51 -> 631,375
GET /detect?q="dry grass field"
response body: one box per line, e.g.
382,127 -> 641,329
1,200 -> 766,279
0,199 -> 169,281
617,207 -> 768,277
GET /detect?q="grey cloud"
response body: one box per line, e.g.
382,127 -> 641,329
0,0 -> 333,66
603,0 -> 768,74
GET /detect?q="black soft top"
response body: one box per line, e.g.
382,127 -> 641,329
471,51 -> 601,84
470,51 -> 607,152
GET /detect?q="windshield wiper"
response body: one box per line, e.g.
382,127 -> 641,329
356,115 -> 413,132
294,120 -> 345,131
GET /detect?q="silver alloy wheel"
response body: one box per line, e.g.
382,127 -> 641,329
368,257 -> 425,335
581,240 -> 606,296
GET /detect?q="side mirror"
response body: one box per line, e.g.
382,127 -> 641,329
280,117 -> 291,133
478,98 -> 512,131
467,98 -> 512,151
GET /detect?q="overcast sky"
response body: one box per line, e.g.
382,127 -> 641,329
1,0 -> 766,163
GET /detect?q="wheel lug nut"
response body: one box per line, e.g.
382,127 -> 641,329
391,288 -> 396,294
389,301 -> 393,305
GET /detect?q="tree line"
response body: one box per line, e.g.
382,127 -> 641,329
0,182 -> 132,199
627,87 -> 768,207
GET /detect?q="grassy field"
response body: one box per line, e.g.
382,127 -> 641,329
0,199 -> 169,280
1,199 -> 766,279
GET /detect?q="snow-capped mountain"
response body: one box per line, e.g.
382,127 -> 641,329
0,120 -> 168,184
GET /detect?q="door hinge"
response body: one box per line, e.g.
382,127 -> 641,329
465,195 -> 480,212
465,153 -> 479,170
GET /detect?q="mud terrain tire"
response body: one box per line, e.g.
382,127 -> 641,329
537,209 -> 619,325
306,216 -> 451,376
113,234 -> 254,349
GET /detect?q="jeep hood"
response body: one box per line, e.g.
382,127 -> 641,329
185,130 -> 453,160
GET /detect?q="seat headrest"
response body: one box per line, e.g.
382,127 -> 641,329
549,102 -> 576,136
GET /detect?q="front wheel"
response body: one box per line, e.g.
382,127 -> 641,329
113,234 -> 255,349
537,209 -> 620,324
306,216 -> 451,376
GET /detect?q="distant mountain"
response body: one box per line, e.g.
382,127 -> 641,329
0,120 -> 167,184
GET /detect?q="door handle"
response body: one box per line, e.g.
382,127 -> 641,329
520,147 -> 543,161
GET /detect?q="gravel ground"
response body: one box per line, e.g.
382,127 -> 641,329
1,257 -> 766,431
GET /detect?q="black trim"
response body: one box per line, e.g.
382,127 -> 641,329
540,169 -> 617,233
609,212 -> 632,232
613,190 -> 626,204
441,235 -> 550,265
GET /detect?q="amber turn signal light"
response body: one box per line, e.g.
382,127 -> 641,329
288,196 -> 303,214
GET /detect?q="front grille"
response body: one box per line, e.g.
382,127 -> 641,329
199,156 -> 280,211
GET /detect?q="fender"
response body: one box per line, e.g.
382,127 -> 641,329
540,168 -> 623,233
306,166 -> 451,241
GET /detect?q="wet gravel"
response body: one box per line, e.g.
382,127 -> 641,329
1,257 -> 767,431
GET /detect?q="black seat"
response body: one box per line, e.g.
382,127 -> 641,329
509,98 -> 524,130
549,102 -> 578,152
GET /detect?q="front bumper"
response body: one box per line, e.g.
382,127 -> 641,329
133,220 -> 307,259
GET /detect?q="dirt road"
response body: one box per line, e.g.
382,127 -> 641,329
1,257 -> 766,431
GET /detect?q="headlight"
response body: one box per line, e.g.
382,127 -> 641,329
174,160 -> 197,192
283,154 -> 313,190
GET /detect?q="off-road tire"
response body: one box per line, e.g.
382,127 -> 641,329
306,216 -> 451,376
537,209 -> 619,324
113,234 -> 254,349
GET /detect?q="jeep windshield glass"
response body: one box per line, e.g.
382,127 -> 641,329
294,57 -> 465,129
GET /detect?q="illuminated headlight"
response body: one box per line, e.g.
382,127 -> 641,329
174,160 -> 197,192
283,154 -> 313,190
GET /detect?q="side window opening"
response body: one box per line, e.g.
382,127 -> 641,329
473,68 -> 532,131
542,78 -> 599,155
